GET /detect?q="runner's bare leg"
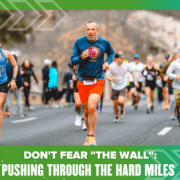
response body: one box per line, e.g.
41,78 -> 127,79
88,93 -> 101,136
0,93 -> 7,137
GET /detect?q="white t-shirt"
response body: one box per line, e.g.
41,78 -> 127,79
129,62 -> 144,82
106,62 -> 132,91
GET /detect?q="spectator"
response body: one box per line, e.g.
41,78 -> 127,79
63,70 -> 74,106
21,60 -> 39,111
45,60 -> 59,108
42,59 -> 51,104
6,54 -> 24,117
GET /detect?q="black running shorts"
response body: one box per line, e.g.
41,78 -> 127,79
128,82 -> 142,92
145,80 -> 156,91
73,80 -> 78,93
0,81 -> 8,94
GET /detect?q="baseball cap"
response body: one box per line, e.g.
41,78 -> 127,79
173,50 -> 178,56
165,54 -> 170,59
114,52 -> 125,58
44,59 -> 51,65
134,54 -> 140,59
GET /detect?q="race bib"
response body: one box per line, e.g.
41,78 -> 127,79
143,70 -> 148,76
83,79 -> 97,85
116,77 -> 124,84
147,74 -> 154,81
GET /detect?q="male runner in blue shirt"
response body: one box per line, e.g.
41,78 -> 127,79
71,20 -> 114,146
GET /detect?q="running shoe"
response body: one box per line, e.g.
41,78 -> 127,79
29,106 -> 35,111
18,113 -> 27,118
147,109 -> 150,114
132,100 -> 136,106
84,135 -> 89,146
51,104 -> 59,108
82,121 -> 87,131
113,117 -> 120,123
8,113 -> 13,118
75,115 -> 82,127
88,136 -> 97,146
100,107 -> 103,112
135,105 -> 138,110
120,109 -> 125,119
151,106 -> 154,112
171,115 -> 176,120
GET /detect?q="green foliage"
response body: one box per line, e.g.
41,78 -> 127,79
0,10 -> 32,45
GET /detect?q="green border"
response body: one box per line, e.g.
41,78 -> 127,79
0,0 -> 179,10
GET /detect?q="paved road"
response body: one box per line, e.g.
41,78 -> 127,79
1,103 -> 180,146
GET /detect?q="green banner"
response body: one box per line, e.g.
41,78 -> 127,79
0,0 -> 180,10
0,146 -> 180,179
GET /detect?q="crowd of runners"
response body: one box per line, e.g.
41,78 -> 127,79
0,20 -> 180,146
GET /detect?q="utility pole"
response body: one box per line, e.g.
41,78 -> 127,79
105,10 -> 110,100
106,10 -> 109,40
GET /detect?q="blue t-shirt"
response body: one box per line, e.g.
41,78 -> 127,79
71,36 -> 114,81
48,67 -> 58,89
0,49 -> 7,85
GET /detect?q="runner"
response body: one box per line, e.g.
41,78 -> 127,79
68,63 -> 87,131
129,54 -> 144,110
142,54 -> 160,114
166,50 -> 180,126
160,51 -> 178,120
106,52 -> 139,122
0,37 -> 18,137
160,54 -> 170,110
71,20 -> 114,146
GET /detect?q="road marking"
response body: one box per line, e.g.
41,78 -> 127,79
157,127 -> 172,135
11,117 -> 37,124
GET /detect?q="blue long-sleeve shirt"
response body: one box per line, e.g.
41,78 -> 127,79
71,36 -> 114,81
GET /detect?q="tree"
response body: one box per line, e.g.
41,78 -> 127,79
0,10 -> 32,45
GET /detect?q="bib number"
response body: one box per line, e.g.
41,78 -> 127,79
83,79 -> 97,85
147,74 -> 153,81
116,77 -> 124,84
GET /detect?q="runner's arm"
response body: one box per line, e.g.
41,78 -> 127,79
3,50 -> 18,90
71,40 -> 84,65
68,63 -> 75,75
131,70 -> 139,88
160,61 -> 171,79
32,70 -> 38,84
106,68 -> 113,81
166,63 -> 177,79
105,41 -> 114,65
5,50 -> 18,80
131,71 -> 137,83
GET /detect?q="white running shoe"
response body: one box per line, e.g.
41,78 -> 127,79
120,109 -> 125,119
52,104 -> 59,108
171,115 -> 176,120
82,121 -> 87,131
29,106 -> 34,111
75,115 -> 82,127
113,118 -> 120,123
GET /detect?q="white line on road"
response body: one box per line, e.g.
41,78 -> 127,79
11,117 -> 37,124
157,127 -> 172,135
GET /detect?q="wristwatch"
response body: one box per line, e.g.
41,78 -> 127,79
12,77 -> 17,81
79,55 -> 83,60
